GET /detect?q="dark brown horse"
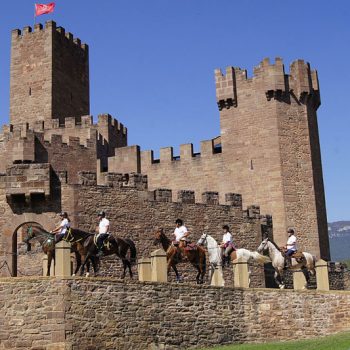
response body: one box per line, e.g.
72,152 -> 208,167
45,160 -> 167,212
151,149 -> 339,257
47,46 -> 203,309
77,231 -> 137,279
154,228 -> 206,284
23,224 -> 98,276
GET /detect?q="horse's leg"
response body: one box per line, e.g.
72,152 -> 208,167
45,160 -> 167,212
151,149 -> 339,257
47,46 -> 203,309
120,258 -> 127,279
172,264 -> 181,282
274,270 -> 284,289
209,263 -> 214,284
73,253 -> 81,276
47,253 -> 52,276
80,252 -> 91,277
301,267 -> 310,289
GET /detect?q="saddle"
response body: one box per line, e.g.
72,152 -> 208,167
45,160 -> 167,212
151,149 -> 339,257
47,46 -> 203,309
184,242 -> 197,251
291,251 -> 305,262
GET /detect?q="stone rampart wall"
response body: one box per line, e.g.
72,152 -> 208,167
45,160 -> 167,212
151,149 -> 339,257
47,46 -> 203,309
0,278 -> 350,350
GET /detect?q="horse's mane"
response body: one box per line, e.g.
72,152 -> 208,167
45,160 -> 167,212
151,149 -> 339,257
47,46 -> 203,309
268,238 -> 281,251
71,227 -> 93,237
206,234 -> 219,248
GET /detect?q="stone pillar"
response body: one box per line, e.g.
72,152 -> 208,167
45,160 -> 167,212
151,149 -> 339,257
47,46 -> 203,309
293,271 -> 306,290
210,265 -> 225,287
138,258 -> 152,282
151,249 -> 167,283
233,257 -> 249,288
316,259 -> 329,291
42,256 -> 55,276
55,241 -> 71,277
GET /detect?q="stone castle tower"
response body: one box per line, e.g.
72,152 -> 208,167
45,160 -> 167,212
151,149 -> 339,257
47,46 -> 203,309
0,21 -> 329,265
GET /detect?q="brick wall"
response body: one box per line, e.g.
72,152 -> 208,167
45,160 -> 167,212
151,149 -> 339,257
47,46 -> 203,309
0,278 -> 349,349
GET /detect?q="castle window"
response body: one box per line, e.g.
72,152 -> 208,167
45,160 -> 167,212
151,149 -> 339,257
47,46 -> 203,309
29,87 -> 31,96
250,159 -> 254,170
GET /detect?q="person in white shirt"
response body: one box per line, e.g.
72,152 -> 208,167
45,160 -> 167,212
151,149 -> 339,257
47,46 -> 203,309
284,228 -> 297,268
96,211 -> 110,256
220,225 -> 235,267
173,219 -> 189,245
51,212 -> 71,243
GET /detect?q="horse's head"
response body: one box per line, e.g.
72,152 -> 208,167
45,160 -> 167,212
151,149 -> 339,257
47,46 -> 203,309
23,225 -> 35,252
257,237 -> 270,254
197,233 -> 208,247
153,228 -> 164,245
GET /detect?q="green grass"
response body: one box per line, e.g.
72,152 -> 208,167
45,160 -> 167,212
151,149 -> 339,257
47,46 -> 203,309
200,332 -> 350,350
342,260 -> 350,269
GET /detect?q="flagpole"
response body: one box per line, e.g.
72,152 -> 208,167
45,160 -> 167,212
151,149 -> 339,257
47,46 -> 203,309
34,4 -> 36,27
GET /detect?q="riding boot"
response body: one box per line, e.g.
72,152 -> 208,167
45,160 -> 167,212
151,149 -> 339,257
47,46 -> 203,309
222,256 -> 227,268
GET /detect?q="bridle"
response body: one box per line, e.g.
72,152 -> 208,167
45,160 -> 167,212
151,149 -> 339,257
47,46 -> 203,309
258,238 -> 269,254
197,233 -> 208,247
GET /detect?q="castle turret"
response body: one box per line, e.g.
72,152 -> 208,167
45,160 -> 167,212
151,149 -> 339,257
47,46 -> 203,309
216,57 -> 328,259
10,21 -> 89,126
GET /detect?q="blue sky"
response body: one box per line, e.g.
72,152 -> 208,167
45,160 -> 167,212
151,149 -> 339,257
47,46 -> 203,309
0,0 -> 349,222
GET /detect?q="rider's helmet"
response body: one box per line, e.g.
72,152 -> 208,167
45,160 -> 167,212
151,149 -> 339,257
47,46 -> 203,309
175,218 -> 183,226
98,211 -> 106,218
287,228 -> 295,235
60,212 -> 68,218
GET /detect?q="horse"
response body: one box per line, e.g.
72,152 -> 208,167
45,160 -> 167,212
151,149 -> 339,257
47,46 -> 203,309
23,223 -> 98,277
153,228 -> 206,284
78,231 -> 137,279
197,233 -> 271,284
257,237 -> 316,289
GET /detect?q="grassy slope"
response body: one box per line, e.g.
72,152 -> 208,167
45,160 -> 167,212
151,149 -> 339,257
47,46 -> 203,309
200,332 -> 350,350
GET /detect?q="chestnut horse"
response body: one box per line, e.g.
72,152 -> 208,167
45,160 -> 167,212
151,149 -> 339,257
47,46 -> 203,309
154,228 -> 206,284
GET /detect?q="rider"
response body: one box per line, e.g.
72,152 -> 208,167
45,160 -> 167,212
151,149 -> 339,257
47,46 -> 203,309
284,228 -> 297,268
173,219 -> 189,246
220,225 -> 234,267
51,212 -> 71,243
96,211 -> 110,257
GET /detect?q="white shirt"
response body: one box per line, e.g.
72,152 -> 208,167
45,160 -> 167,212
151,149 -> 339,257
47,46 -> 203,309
222,232 -> 233,244
99,218 -> 110,234
287,235 -> 297,250
59,218 -> 70,235
174,225 -> 188,241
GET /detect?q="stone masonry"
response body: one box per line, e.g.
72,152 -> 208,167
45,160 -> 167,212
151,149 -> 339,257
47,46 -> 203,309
1,278 -> 350,349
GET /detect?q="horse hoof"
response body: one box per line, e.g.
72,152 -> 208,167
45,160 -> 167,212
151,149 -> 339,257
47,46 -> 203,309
72,274 -> 76,277
85,273 -> 90,278
279,284 -> 285,289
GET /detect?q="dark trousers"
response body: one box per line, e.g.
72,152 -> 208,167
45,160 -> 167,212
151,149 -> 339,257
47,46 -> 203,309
97,233 -> 109,249
55,233 -> 65,243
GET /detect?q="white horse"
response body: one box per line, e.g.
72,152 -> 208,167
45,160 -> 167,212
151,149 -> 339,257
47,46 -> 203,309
257,237 -> 316,289
197,233 -> 271,284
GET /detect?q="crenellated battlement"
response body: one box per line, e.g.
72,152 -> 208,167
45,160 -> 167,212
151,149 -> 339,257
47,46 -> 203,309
76,170 -> 265,216
11,21 -> 88,51
97,114 -> 127,137
216,57 -> 320,110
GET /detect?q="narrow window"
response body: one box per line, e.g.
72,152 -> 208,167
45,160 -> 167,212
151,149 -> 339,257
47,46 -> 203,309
250,159 -> 254,170
29,87 -> 31,96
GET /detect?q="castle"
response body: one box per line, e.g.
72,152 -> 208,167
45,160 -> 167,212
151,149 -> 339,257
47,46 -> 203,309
1,21 -> 349,350
0,20 -> 329,279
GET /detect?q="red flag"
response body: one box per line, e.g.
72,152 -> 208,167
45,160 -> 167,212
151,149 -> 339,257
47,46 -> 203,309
35,2 -> 55,17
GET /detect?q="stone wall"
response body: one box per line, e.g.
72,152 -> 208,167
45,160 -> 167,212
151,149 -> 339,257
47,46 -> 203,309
0,278 -> 350,350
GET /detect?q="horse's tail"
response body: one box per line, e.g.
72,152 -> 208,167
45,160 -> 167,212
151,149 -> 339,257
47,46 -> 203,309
201,250 -> 206,274
125,238 -> 137,265
251,251 -> 271,265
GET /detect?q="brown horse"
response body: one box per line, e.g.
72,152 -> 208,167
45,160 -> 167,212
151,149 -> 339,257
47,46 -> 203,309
78,232 -> 137,279
23,223 -> 98,276
154,228 -> 206,284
